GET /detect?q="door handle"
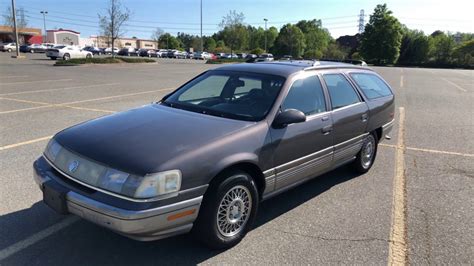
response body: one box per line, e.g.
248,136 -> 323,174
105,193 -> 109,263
322,125 -> 333,135
361,113 -> 369,122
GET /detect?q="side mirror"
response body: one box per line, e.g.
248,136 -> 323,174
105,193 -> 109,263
272,109 -> 306,128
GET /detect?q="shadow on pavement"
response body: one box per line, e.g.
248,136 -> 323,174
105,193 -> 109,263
0,165 -> 360,265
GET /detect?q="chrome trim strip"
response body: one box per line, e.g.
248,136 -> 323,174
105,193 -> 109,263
382,119 -> 395,130
263,169 -> 275,178
276,153 -> 332,189
275,146 -> 333,173
333,133 -> 368,150
67,192 -> 203,220
43,155 -> 208,203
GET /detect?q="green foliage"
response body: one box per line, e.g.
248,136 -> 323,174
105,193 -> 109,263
216,40 -> 225,48
204,37 -> 216,52
351,52 -> 362,60
398,29 -> 430,64
159,33 -> 181,49
452,40 -> 474,65
250,48 -> 265,55
303,49 -> 323,59
360,4 -> 402,64
323,42 -> 349,60
429,32 -> 456,63
219,10 -> 248,53
274,24 -> 306,58
296,19 -> 331,56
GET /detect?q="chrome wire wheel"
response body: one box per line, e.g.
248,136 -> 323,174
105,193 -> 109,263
216,184 -> 252,237
361,135 -> 376,169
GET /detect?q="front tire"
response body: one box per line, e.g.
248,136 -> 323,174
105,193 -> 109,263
353,133 -> 378,173
63,53 -> 70,60
193,170 -> 259,249
86,54 -> 92,59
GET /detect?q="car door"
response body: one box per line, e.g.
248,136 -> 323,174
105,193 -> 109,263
269,73 -> 333,190
321,72 -> 369,167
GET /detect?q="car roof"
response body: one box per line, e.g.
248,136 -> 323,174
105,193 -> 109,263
214,60 -> 372,77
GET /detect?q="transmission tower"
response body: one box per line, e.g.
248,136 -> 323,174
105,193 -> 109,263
358,9 -> 365,34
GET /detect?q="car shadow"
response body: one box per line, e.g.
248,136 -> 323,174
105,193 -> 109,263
0,165 -> 360,265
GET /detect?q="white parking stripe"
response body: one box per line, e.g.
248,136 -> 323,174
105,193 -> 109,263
1,79 -> 73,86
442,78 -> 467,92
0,83 -> 120,96
0,217 -> 79,261
0,75 -> 29,79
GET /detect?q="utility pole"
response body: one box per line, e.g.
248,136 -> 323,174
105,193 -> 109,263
200,0 -> 203,52
263,18 -> 268,53
358,9 -> 365,34
40,11 -> 48,42
11,0 -> 21,58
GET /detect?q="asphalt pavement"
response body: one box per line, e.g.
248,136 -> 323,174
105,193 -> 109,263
0,52 -> 472,265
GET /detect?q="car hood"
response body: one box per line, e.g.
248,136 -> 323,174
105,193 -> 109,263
54,104 -> 253,176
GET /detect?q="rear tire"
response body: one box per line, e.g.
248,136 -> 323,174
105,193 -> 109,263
7,48 -> 12,52
353,133 -> 378,174
86,54 -> 92,59
193,170 -> 259,249
30,50 -> 34,53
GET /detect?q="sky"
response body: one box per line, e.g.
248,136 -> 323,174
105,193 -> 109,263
1,0 -> 473,39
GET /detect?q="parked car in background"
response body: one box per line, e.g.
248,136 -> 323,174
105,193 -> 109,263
215,52 -> 226,59
83,46 -> 103,55
236,53 -> 247,59
104,47 -> 119,55
156,49 -> 168,58
46,45 -> 93,60
23,44 -> 48,53
193,51 -> 212,60
138,48 -> 156,57
0,43 -> 17,52
245,54 -> 258,59
281,55 -> 293,61
34,60 -> 394,249
118,47 -> 138,56
255,53 -> 274,62
19,45 -> 30,53
187,52 -> 194,59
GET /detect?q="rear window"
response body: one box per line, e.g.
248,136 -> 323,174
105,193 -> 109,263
350,73 -> 393,99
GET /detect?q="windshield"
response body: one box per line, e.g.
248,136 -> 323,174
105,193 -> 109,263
163,70 -> 286,121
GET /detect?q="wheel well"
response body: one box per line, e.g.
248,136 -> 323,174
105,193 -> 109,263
210,163 -> 266,199
374,127 -> 382,142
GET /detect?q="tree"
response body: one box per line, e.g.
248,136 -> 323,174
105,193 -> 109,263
219,10 -> 248,54
205,37 -> 216,52
158,33 -> 180,49
453,40 -> 474,65
151,27 -> 164,48
98,0 -> 130,57
274,24 -> 306,58
323,42 -> 349,60
360,4 -> 402,64
398,28 -> 430,64
3,7 -> 28,29
296,19 -> 331,56
429,32 -> 455,63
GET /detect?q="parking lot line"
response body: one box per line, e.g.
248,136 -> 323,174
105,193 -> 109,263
0,97 -> 114,115
400,75 -> 404,88
388,107 -> 408,265
0,83 -> 120,96
0,79 -> 73,86
442,78 -> 467,92
380,144 -> 474,158
0,105 -> 52,115
0,135 -> 53,151
0,217 -> 79,261
0,75 -> 29,79
61,87 -> 173,105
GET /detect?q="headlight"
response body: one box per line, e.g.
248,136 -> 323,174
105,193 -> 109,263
132,170 -> 182,198
44,139 -> 62,161
98,169 -> 129,193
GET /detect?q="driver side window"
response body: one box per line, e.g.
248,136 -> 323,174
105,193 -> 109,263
281,75 -> 326,116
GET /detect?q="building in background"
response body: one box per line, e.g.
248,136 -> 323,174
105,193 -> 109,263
46,29 -> 80,45
0,25 -> 42,44
91,35 -> 157,49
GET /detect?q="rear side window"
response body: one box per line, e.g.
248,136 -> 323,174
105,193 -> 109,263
350,73 -> 393,99
322,74 -> 360,110
282,75 -> 326,115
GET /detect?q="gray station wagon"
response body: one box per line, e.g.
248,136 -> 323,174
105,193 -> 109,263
33,60 -> 395,249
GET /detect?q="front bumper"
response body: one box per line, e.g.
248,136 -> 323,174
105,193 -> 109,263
33,157 -> 204,241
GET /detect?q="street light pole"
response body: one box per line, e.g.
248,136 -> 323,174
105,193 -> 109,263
11,0 -> 20,57
200,0 -> 203,52
263,18 -> 268,53
40,11 -> 48,42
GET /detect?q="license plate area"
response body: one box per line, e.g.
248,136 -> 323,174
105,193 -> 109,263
43,180 -> 69,215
